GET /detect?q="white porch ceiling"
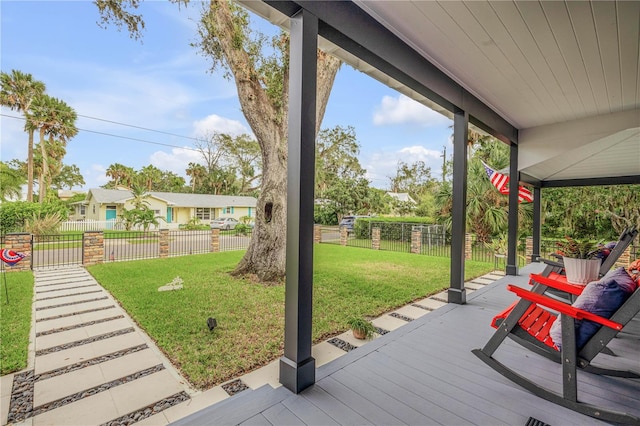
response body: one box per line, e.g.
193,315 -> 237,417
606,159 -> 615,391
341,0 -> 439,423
240,1 -> 640,184
354,0 -> 640,183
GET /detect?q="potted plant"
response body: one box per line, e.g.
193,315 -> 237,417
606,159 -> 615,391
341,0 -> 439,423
555,236 -> 602,285
346,317 -> 376,340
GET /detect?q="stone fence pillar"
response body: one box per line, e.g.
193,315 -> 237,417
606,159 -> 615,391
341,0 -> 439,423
314,225 -> 322,244
83,231 -> 104,266
159,229 -> 169,258
3,233 -> 32,272
465,233 -> 472,260
340,226 -> 348,246
372,228 -> 381,250
211,228 -> 220,253
411,229 -> 421,254
525,236 -> 533,265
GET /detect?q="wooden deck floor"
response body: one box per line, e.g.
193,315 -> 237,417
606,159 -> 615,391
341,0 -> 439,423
173,263 -> 640,425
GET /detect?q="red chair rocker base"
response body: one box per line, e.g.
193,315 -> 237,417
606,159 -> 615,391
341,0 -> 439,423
473,274 -> 640,424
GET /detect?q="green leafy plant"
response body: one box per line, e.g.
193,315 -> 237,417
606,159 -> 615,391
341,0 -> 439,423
235,223 -> 251,236
24,212 -> 62,235
555,236 -> 601,259
484,234 -> 508,256
346,317 -> 376,340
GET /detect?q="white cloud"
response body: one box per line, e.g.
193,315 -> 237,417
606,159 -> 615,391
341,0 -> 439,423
150,147 -> 202,177
82,164 -> 109,189
373,95 -> 450,127
398,146 -> 442,159
192,114 -> 251,138
362,144 -> 447,189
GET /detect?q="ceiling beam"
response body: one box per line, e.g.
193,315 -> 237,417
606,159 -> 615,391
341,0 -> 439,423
534,175 -> 640,188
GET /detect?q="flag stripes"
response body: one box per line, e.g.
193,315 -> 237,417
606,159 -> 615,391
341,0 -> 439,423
482,161 -> 533,203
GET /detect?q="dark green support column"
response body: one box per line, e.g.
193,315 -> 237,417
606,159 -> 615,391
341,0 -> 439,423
449,109 -> 468,305
506,143 -> 519,276
279,8 -> 318,394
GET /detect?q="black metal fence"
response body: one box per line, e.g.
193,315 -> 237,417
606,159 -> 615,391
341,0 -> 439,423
104,231 -> 160,263
168,230 -> 211,257
218,228 -> 253,252
320,226 -> 341,245
31,234 -> 83,269
419,232 -> 450,257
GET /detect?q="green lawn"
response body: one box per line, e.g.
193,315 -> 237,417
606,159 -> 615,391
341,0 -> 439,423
87,244 -> 493,389
0,271 -> 34,375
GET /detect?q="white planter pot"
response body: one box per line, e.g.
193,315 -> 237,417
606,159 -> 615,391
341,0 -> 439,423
563,257 -> 600,285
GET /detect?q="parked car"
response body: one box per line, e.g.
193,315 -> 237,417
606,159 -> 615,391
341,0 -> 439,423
339,215 -> 370,233
210,217 -> 239,230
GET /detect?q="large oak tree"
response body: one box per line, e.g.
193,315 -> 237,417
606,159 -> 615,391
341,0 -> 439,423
97,0 -> 341,281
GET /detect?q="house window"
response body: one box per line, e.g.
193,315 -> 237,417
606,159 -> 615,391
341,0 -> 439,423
153,209 -> 161,216
80,205 -> 86,215
196,208 -> 212,220
224,206 -> 235,214
92,205 -> 96,214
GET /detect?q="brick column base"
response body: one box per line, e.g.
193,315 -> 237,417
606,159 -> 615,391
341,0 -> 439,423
411,229 -> 421,254
372,228 -> 381,250
3,233 -> 32,272
159,229 -> 169,258
211,229 -> 220,252
83,231 -> 104,266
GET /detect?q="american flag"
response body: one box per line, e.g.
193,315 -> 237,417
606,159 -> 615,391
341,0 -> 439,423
482,162 -> 533,203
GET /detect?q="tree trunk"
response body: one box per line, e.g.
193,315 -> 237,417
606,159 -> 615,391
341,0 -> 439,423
27,128 -> 35,202
207,0 -> 340,282
38,129 -> 48,203
231,131 -> 288,281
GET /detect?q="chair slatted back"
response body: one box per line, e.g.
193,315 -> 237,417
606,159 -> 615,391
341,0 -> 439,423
598,227 -> 638,276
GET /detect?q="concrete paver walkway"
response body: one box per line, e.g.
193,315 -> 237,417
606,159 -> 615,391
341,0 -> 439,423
2,267 -> 193,426
1,267 -> 504,425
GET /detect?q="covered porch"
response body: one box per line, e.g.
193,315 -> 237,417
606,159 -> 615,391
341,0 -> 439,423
177,0 -> 639,423
174,262 -> 640,425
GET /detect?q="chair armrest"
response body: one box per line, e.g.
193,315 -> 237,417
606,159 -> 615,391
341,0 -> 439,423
529,273 -> 584,296
506,285 -> 623,331
538,256 -> 563,268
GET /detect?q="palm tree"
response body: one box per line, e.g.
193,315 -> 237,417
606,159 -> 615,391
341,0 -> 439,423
129,184 -> 150,210
0,70 -> 46,201
186,162 -> 207,193
29,95 -> 78,202
0,161 -> 26,201
139,165 -> 162,191
106,163 -> 129,187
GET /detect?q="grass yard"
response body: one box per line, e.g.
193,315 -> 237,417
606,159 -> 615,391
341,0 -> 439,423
0,271 -> 34,375
87,244 -> 493,389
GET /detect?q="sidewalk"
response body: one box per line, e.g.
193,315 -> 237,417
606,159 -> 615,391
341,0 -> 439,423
1,267 -> 504,425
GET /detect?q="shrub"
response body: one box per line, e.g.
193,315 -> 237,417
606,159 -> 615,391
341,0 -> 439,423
314,204 -> 339,225
235,223 -> 251,236
25,212 -> 63,235
0,201 -> 68,234
355,217 -> 437,241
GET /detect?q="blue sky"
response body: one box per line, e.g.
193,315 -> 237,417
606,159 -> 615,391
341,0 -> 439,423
1,1 -> 453,191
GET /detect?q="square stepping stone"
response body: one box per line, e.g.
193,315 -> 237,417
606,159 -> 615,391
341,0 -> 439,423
371,315 -> 408,332
312,341 -> 348,367
413,298 -> 447,311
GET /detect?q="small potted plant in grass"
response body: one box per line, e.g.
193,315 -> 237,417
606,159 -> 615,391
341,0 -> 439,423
555,236 -> 602,285
347,317 -> 376,340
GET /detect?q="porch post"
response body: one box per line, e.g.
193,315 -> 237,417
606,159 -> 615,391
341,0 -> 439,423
280,8 -> 318,394
532,186 -> 542,262
506,143 -> 519,275
448,109 -> 468,304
